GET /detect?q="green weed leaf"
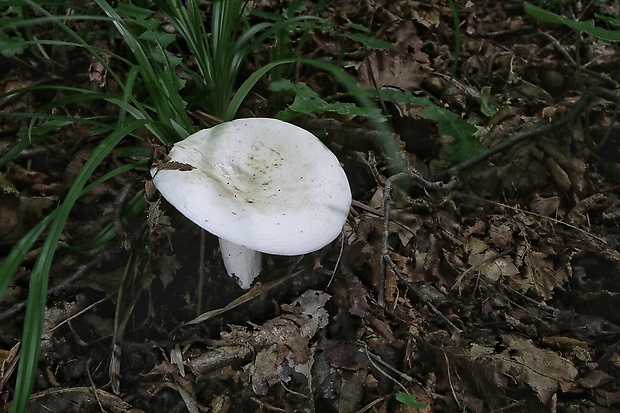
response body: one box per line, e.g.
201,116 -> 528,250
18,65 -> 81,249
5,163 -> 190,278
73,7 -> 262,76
0,31 -> 25,57
396,391 -> 428,408
376,88 -> 484,163
270,79 -> 382,120
524,2 -> 620,42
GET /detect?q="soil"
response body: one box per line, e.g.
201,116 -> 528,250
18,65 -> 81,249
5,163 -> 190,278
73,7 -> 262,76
1,1 -> 620,412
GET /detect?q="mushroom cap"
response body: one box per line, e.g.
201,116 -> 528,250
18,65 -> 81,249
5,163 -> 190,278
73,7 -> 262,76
151,118 -> 351,256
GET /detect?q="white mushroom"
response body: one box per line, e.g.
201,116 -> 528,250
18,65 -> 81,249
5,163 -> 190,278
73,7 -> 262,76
151,118 -> 352,289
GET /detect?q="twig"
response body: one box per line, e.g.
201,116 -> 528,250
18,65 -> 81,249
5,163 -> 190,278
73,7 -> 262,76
378,176 -> 393,308
363,343 -> 415,384
249,398 -> 285,412
536,31 -> 619,88
589,83 -> 620,103
433,93 -> 590,180
385,254 -> 463,337
363,154 -> 455,307
443,351 -> 463,411
351,200 -> 420,241
184,270 -> 303,325
362,343 -> 409,393
46,296 -> 109,334
380,170 -> 455,307
326,234 -> 345,289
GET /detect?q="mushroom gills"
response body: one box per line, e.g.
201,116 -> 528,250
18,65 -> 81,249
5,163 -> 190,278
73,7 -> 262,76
218,238 -> 262,289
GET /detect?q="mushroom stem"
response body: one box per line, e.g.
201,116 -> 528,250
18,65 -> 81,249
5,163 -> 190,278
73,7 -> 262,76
218,238 -> 262,289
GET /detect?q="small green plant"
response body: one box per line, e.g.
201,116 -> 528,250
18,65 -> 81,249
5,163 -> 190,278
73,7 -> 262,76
154,0 -> 319,120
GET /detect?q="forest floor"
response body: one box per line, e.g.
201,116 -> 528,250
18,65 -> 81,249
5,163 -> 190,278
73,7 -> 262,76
1,1 -> 620,412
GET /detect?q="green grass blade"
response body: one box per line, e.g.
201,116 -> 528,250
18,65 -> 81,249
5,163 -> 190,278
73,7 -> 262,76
0,160 -> 145,300
0,216 -> 55,301
157,0 -> 213,81
94,0 -> 192,136
0,138 -> 30,168
225,58 -> 296,121
67,191 -> 145,252
8,119 -> 146,413
447,0 -> 461,86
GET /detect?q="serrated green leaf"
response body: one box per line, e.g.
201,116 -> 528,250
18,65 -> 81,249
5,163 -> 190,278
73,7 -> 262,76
420,105 -> 477,137
138,30 -> 176,48
448,133 -> 485,163
114,2 -> 154,20
148,47 -> 183,68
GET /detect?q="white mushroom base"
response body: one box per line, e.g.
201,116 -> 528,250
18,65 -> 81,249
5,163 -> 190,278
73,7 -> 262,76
219,238 -> 261,289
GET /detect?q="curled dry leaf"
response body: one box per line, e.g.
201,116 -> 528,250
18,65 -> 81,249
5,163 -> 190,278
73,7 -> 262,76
250,290 -> 330,395
0,343 -> 20,392
488,219 -> 513,250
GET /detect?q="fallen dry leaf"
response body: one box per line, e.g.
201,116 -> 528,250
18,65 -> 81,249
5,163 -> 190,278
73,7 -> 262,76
357,49 -> 430,91
470,334 -> 578,404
